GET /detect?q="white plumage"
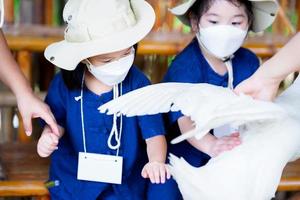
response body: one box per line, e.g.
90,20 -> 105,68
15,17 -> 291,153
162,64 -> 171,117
99,78 -> 300,200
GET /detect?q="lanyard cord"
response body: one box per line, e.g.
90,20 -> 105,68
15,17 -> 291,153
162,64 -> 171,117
80,71 -> 87,153
224,59 -> 234,90
107,83 -> 123,156
80,71 -> 123,155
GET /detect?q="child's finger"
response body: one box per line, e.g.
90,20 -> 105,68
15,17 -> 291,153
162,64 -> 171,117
218,144 -> 232,152
166,166 -> 171,179
221,137 -> 241,146
141,168 -> 148,178
216,148 -> 223,155
44,149 -> 53,156
37,146 -> 44,157
42,135 -> 54,147
148,169 -> 155,184
230,132 -> 240,137
41,141 -> 57,155
226,138 -> 241,146
219,137 -> 233,143
50,133 -> 59,144
50,143 -> 59,150
153,166 -> 160,184
49,145 -> 58,152
224,135 -> 240,141
159,165 -> 166,184
38,151 -> 47,158
38,146 -> 50,157
38,108 -> 60,137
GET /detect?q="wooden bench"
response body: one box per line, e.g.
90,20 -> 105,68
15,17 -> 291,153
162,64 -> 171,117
0,142 -> 49,199
0,24 -> 297,198
0,142 -> 298,199
279,159 -> 300,191
3,25 -> 290,57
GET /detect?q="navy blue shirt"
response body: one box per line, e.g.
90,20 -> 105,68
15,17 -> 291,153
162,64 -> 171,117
163,38 -> 259,167
46,66 -> 165,200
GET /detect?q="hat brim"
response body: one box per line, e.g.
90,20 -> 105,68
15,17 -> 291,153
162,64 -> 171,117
251,1 -> 279,32
44,0 -> 155,71
169,0 -> 279,33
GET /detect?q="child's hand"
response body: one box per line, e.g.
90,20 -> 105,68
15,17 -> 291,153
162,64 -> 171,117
37,126 -> 60,157
207,132 -> 241,157
141,161 -> 171,184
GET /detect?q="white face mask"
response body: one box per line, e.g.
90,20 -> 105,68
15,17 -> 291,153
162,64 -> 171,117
196,25 -> 247,59
85,49 -> 135,86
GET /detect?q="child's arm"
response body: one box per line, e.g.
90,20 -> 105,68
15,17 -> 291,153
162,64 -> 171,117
178,116 -> 241,157
141,135 -> 171,184
37,125 -> 64,157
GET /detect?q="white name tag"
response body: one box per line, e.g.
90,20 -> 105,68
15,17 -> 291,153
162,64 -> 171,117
77,152 -> 123,184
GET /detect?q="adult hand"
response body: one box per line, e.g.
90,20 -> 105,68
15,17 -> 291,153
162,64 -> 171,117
234,73 -> 280,101
17,92 -> 59,136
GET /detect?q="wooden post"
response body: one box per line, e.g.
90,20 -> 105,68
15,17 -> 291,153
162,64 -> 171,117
3,0 -> 14,24
35,195 -> 50,200
296,0 -> 300,31
44,0 -> 53,26
0,107 -> 14,143
17,51 -> 32,143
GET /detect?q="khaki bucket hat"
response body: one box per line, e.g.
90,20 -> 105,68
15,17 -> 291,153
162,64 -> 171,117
45,0 -> 155,71
170,0 -> 279,32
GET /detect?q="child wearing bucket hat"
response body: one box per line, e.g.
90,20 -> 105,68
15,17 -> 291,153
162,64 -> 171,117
37,0 -> 171,199
155,0 -> 279,199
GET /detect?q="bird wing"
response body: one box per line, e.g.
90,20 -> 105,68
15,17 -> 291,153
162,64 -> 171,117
99,83 -> 286,143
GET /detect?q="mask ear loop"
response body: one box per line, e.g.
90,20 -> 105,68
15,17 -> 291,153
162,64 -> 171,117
0,0 -> 4,28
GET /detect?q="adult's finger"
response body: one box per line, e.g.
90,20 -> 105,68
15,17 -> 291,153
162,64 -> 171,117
22,114 -> 32,136
39,110 -> 60,136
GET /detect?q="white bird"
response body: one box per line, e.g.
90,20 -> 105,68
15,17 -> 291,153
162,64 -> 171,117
99,78 -> 300,200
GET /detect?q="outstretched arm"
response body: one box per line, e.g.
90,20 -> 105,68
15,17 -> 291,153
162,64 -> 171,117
235,33 -> 300,101
0,30 -> 59,136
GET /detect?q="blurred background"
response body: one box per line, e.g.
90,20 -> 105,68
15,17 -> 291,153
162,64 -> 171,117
0,0 -> 299,199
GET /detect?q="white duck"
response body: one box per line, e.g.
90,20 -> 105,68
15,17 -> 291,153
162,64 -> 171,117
99,77 -> 300,200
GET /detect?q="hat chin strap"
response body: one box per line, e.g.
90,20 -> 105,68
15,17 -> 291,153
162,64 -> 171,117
197,35 -> 235,90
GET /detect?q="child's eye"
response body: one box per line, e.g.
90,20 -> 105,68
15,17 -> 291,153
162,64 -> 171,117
124,51 -> 131,56
103,60 -> 112,63
208,20 -> 218,24
232,22 -> 242,26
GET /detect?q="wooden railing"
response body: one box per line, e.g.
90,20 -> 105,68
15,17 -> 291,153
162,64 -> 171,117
0,24 -> 298,198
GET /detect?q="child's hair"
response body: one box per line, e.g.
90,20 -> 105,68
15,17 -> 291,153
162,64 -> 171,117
61,63 -> 85,90
189,0 -> 254,29
61,44 -> 138,90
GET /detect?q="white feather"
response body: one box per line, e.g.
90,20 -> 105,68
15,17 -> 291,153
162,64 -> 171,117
99,83 -> 286,143
98,78 -> 300,200
169,78 -> 300,200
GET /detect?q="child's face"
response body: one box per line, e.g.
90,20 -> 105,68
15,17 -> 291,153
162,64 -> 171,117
194,0 -> 249,31
88,47 -> 132,67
